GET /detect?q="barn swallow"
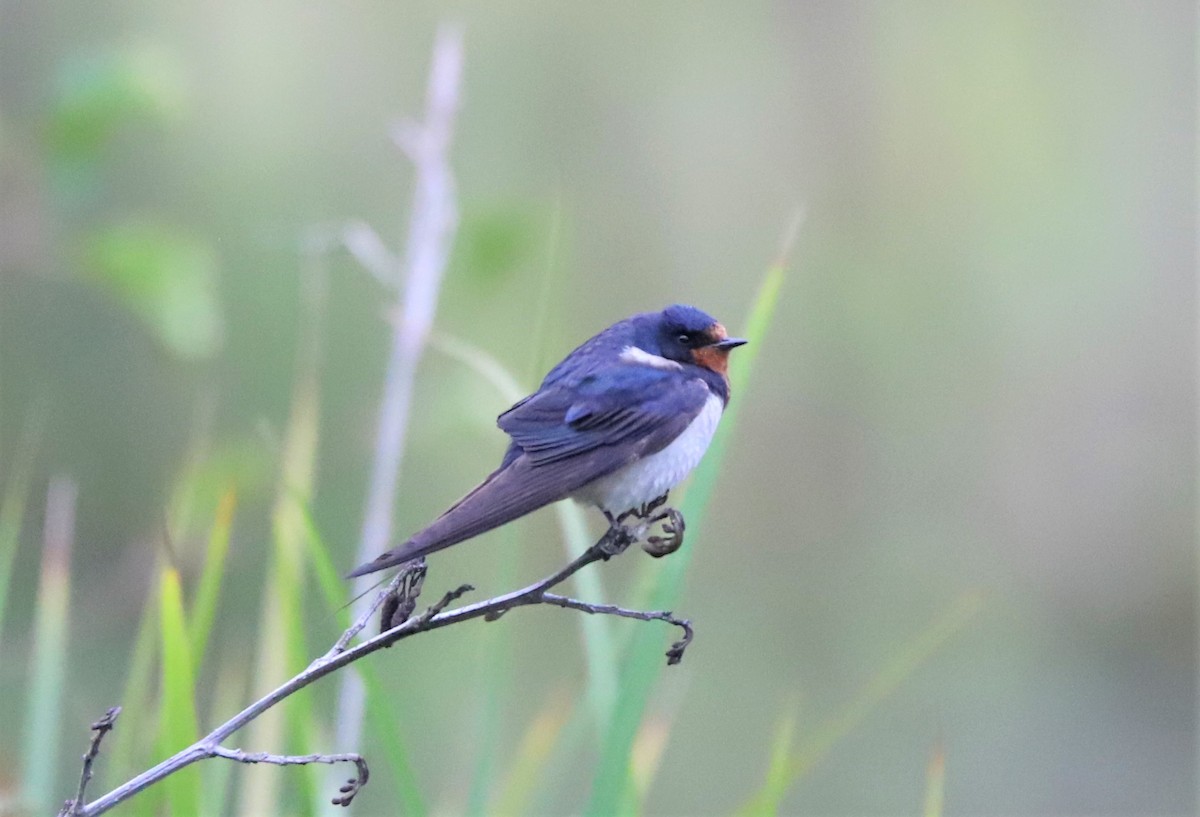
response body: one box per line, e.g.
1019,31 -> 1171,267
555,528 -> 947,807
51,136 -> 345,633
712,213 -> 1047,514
347,304 -> 746,578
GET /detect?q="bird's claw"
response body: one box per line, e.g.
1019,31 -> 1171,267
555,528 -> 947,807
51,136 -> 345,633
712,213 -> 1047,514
605,496 -> 680,558
640,493 -> 669,518
642,508 -> 685,558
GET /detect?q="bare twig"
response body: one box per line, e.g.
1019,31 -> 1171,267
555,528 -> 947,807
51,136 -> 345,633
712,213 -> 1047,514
209,746 -> 369,807
541,594 -> 694,665
58,707 -> 120,817
341,221 -> 399,288
71,512 -> 689,817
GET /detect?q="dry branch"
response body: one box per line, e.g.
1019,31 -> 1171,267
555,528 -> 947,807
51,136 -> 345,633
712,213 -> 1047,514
65,512 -> 693,817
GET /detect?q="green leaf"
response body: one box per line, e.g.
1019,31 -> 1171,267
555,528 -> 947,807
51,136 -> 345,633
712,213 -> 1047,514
47,45 -> 186,163
82,220 -> 223,359
455,204 -> 541,285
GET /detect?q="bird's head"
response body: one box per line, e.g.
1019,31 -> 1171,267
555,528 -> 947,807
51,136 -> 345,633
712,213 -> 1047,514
654,304 -> 747,376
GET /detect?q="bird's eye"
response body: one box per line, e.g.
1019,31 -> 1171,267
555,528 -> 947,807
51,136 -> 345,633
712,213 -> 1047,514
677,333 -> 692,346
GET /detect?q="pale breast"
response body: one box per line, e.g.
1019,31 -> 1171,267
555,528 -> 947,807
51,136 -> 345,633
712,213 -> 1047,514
574,393 -> 724,514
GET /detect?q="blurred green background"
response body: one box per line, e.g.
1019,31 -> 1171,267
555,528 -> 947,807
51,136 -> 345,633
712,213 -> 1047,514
0,1 -> 1194,815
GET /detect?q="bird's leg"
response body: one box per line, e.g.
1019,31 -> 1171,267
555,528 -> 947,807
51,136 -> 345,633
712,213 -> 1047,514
642,508 -> 686,558
614,507 -> 640,525
638,493 -> 670,519
613,492 -> 670,526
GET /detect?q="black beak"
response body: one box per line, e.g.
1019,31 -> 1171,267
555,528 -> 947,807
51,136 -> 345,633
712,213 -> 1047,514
709,337 -> 748,350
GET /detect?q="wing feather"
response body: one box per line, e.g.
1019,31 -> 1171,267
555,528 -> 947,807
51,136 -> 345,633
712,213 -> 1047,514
346,365 -> 711,577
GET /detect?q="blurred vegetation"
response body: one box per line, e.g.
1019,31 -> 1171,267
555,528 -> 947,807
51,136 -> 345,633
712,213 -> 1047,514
0,2 -> 1194,815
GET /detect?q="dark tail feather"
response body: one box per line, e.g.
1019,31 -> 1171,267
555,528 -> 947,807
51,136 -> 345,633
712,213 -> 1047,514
344,538 -> 433,578
345,466 -> 510,578
344,457 -> 569,578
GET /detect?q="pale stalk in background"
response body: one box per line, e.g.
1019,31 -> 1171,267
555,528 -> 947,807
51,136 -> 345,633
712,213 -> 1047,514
21,476 -> 76,812
330,24 -> 463,806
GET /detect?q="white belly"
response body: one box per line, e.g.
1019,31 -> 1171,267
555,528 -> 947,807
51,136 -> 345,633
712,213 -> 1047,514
574,394 -> 724,514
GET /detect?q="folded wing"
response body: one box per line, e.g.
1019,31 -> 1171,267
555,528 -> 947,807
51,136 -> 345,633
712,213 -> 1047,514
346,365 -> 709,577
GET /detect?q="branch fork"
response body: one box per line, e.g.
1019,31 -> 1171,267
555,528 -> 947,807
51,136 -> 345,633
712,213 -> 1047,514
64,509 -> 694,816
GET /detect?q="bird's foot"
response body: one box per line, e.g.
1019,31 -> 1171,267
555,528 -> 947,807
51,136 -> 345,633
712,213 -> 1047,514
596,524 -> 637,559
602,495 -> 677,559
642,508 -> 686,558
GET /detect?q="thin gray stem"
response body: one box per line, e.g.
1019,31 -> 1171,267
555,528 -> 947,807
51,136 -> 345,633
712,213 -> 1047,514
209,746 -> 369,807
336,23 -> 464,775
325,571 -> 407,659
540,594 -> 694,665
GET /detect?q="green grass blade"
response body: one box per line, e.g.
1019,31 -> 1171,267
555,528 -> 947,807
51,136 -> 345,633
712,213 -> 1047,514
465,524 -> 517,817
200,659 -> 247,817
732,591 -> 984,812
105,575 -> 162,816
20,476 -> 75,812
433,327 -> 619,757
357,670 -> 427,815
784,592 -> 983,783
428,331 -> 525,405
291,493 -> 350,627
188,486 -> 237,674
625,711 -> 678,814
0,406 -> 42,654
586,260 -> 787,817
294,494 -> 427,817
525,198 -> 620,738
492,692 -> 571,817
554,502 -> 618,727
241,286 -> 322,816
158,566 -> 203,817
922,738 -> 945,817
735,705 -> 798,817
239,494 -> 313,817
